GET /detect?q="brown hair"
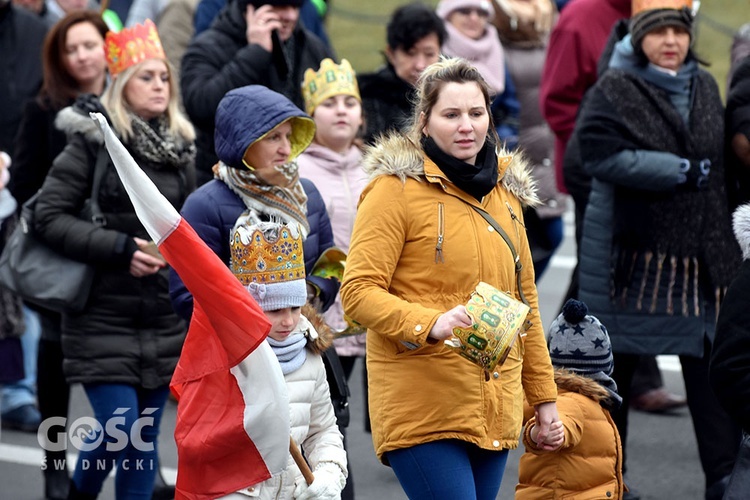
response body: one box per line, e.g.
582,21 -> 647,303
39,11 -> 108,110
406,56 -> 499,148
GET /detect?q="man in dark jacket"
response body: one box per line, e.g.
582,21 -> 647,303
181,0 -> 333,184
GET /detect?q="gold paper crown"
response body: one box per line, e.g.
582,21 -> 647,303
445,282 -> 530,372
230,223 -> 306,287
105,19 -> 166,76
301,58 -> 361,115
632,0 -> 692,16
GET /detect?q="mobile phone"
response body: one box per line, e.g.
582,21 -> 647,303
139,240 -> 165,262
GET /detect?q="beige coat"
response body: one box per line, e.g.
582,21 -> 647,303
340,134 -> 557,462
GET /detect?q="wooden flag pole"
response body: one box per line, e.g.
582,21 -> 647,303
290,437 -> 315,485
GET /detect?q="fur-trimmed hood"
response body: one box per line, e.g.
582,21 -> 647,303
554,368 -> 611,403
55,105 -> 104,144
733,203 -> 750,260
361,132 -> 540,207
301,303 -> 334,354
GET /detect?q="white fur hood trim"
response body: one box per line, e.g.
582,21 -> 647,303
360,133 -> 540,207
733,203 -> 750,260
55,106 -> 104,144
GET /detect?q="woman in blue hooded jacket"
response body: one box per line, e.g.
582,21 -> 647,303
169,85 -> 339,315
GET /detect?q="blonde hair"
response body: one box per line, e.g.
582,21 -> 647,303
100,58 -> 195,143
406,56 -> 499,148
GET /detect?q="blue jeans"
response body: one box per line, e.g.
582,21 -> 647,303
1,306 -> 40,413
72,383 -> 169,499
386,439 -> 509,500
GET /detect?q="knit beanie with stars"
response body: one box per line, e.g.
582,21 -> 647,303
548,299 -> 614,377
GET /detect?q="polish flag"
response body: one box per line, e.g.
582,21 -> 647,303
90,113 -> 290,499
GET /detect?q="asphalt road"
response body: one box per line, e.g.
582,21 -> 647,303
0,214 -> 709,499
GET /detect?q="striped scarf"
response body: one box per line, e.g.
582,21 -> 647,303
213,162 -> 310,238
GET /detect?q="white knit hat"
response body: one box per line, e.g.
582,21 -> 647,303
436,0 -> 495,21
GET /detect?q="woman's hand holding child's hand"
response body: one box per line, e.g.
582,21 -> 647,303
532,401 -> 563,451
531,420 -> 564,451
429,305 -> 472,341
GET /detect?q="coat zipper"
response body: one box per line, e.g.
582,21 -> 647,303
435,202 -> 445,263
505,201 -> 524,246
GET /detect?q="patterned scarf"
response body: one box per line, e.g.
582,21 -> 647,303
128,113 -> 195,168
267,332 -> 307,375
213,162 -> 310,238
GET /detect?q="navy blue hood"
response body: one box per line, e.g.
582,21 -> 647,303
214,85 -> 315,169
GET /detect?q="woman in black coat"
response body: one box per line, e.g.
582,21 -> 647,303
33,21 -> 195,500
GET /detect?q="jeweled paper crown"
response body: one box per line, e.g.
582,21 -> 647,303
105,19 -> 166,76
632,0 -> 692,16
301,58 -> 361,115
231,223 -> 306,287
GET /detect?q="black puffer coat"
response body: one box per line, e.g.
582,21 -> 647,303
33,102 -> 194,388
180,0 -> 332,181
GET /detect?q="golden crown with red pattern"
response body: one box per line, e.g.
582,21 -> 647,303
105,19 -> 166,76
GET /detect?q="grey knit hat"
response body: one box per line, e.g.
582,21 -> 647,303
630,7 -> 693,52
548,299 -> 614,376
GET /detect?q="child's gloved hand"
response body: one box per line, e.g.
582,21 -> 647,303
293,463 -> 346,500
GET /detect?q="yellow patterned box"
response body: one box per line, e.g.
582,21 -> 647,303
445,282 -> 530,372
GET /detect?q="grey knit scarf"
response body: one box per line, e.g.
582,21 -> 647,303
267,332 -> 307,375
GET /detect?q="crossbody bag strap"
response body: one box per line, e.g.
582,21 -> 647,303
88,146 -> 109,227
471,204 -> 529,306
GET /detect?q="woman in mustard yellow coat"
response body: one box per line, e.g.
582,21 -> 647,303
341,57 -> 559,499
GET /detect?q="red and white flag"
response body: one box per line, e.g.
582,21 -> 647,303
91,113 -> 290,499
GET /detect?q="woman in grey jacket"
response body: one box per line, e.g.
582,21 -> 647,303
576,3 -> 740,498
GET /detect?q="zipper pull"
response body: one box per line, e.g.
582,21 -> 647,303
505,201 -> 525,229
435,202 -> 445,263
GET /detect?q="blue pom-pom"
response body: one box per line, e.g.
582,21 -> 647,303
561,299 -> 588,324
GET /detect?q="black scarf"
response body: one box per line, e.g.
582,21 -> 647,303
422,136 -> 498,200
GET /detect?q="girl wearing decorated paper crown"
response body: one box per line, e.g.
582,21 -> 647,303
517,299 -> 624,499
297,58 -> 369,394
32,20 -> 195,500
221,218 -> 347,500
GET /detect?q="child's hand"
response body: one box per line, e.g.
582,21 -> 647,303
539,420 -> 564,450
